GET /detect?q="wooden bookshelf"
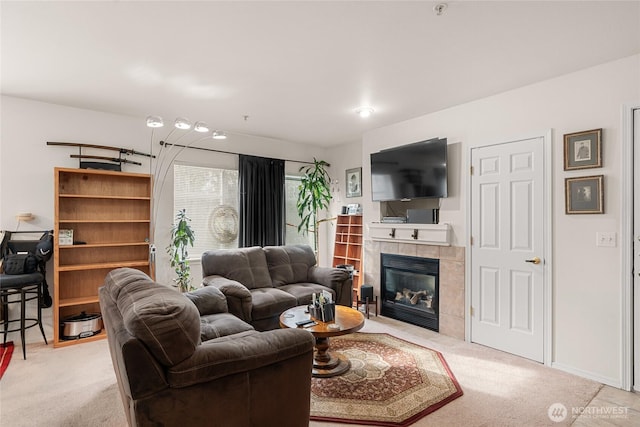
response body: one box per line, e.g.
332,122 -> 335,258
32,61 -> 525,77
332,214 -> 363,293
53,168 -> 153,347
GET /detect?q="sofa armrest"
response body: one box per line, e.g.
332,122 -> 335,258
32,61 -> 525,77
202,275 -> 252,322
185,286 -> 228,316
308,266 -> 352,306
166,329 -> 314,388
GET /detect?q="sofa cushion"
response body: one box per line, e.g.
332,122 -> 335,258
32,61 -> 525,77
278,283 -> 335,306
105,267 -> 157,302
264,245 -> 316,287
249,288 -> 297,321
201,247 -> 273,289
185,286 -> 228,315
166,329 -> 312,388
200,313 -> 254,341
105,268 -> 201,367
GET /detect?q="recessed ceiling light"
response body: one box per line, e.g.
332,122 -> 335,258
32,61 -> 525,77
356,107 -> 374,118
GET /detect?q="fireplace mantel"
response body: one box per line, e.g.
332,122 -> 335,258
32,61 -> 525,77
369,223 -> 451,246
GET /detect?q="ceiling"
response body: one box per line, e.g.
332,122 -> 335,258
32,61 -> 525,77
2,1 -> 639,147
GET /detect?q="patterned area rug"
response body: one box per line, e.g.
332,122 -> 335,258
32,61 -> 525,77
0,341 -> 14,380
310,333 -> 463,426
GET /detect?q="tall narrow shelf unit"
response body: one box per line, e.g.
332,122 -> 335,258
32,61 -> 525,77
54,168 -> 152,347
332,214 -> 363,292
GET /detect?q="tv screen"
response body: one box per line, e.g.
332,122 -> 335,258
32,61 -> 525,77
370,138 -> 448,201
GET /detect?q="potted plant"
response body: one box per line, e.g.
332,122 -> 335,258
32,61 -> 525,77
167,209 -> 195,292
296,158 -> 333,256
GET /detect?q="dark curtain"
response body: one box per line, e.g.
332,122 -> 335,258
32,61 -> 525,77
238,154 -> 285,247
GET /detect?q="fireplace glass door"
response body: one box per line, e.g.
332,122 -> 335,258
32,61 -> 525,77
384,269 -> 436,314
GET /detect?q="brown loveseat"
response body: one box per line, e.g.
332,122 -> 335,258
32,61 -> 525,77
201,244 -> 351,331
99,267 -> 314,427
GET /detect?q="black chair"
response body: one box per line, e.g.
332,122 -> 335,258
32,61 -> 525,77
0,232 -> 51,359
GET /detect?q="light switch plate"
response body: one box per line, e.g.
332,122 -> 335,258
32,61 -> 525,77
596,232 -> 616,247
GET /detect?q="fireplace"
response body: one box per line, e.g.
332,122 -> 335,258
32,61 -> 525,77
380,253 -> 439,332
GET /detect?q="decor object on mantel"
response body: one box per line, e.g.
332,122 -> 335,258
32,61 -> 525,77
167,209 -> 195,292
296,158 -> 334,257
310,332 -> 463,426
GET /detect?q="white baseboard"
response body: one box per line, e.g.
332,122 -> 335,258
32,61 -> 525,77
552,361 -> 621,389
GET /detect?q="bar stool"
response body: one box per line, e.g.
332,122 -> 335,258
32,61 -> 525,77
0,272 -> 48,359
0,232 -> 51,359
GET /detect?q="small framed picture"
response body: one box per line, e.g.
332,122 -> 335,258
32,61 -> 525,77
563,128 -> 602,170
565,175 -> 604,214
58,229 -> 74,246
346,167 -> 362,198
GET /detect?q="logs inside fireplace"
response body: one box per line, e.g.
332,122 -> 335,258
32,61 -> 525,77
380,253 -> 439,332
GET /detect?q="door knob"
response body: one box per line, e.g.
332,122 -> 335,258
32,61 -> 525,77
525,257 -> 541,265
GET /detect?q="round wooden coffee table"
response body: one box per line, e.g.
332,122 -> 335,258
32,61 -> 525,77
279,305 -> 365,377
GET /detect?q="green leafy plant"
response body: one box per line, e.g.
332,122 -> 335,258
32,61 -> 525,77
296,158 -> 333,255
167,209 -> 195,292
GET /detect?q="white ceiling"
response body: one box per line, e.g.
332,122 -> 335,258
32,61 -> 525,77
2,1 -> 639,147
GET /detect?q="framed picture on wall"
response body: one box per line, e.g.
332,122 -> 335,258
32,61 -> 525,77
346,167 -> 362,198
565,175 -> 604,214
563,128 -> 602,170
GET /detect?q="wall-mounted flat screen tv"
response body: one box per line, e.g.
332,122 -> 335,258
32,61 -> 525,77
370,137 -> 448,201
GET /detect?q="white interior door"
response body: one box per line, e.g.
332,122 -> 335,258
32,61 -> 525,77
470,137 -> 546,363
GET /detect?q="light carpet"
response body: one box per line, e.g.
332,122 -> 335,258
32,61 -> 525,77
1,315 -> 609,426
310,333 -> 463,426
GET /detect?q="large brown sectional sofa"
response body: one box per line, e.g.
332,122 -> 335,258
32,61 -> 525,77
99,267 -> 314,427
201,244 -> 352,331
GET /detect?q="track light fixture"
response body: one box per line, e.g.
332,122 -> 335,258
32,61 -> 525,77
194,121 -> 210,133
174,117 -> 192,130
146,116 -> 224,139
146,115 -> 164,128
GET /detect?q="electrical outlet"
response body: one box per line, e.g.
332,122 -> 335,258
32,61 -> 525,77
596,232 -> 616,247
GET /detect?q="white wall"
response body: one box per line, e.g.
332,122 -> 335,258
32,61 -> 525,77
0,95 -> 328,342
352,54 -> 640,387
323,140 -> 364,265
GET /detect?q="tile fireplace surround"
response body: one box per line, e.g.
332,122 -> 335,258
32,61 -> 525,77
363,240 -> 465,340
